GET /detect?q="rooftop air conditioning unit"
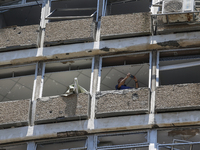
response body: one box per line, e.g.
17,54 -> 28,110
162,0 -> 194,14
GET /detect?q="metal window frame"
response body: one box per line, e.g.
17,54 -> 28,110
97,131 -> 149,150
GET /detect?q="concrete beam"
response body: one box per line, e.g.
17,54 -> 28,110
1,31 -> 200,66
0,111 -> 200,144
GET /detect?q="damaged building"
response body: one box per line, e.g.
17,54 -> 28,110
0,0 -> 200,149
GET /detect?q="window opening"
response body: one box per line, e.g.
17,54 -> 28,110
100,53 -> 150,91
158,128 -> 200,150
158,128 -> 200,144
0,4 -> 41,28
104,0 -> 151,16
43,58 -> 92,97
159,51 -> 200,86
0,64 -> 35,101
36,138 -> 87,150
47,0 -> 97,22
97,131 -> 148,150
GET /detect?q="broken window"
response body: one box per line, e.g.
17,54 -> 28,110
47,0 -> 97,22
0,64 -> 35,101
0,4 -> 41,28
99,53 -> 150,91
37,138 -> 87,150
158,128 -> 200,150
0,143 -> 27,150
43,58 -> 92,97
158,50 -> 200,86
102,0 -> 151,16
97,131 -> 148,149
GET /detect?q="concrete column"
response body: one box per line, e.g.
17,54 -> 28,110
149,51 -> 157,125
37,0 -> 51,56
88,56 -> 100,130
30,62 -> 45,126
149,129 -> 157,150
87,135 -> 97,150
95,0 -> 104,42
27,142 -> 37,150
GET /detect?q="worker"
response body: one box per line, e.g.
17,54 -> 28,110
115,73 -> 139,90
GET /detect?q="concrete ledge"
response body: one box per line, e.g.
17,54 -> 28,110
0,99 -> 30,128
100,12 -> 151,40
95,88 -> 150,118
35,93 -> 90,124
44,19 -> 95,46
156,13 -> 200,34
0,25 -> 39,51
156,83 -> 200,112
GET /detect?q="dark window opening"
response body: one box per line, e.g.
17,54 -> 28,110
159,50 -> 200,86
48,0 -> 97,22
0,5 -> 41,28
106,0 -> 152,15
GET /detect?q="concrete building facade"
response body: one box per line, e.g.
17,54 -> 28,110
0,0 -> 200,149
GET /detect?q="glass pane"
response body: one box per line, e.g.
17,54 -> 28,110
158,128 -> 200,144
98,132 -> 147,147
37,139 -> 86,150
160,57 -> 200,85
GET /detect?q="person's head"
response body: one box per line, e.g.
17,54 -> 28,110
118,77 -> 124,84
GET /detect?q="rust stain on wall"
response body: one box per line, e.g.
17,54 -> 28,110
57,131 -> 88,137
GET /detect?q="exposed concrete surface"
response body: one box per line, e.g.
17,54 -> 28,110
96,88 -> 149,117
1,110 -> 200,144
0,25 -> 39,51
100,12 -> 151,39
1,31 -> 200,66
156,83 -> 200,112
44,19 -> 95,46
156,13 -> 200,34
0,99 -> 30,127
35,93 -> 90,124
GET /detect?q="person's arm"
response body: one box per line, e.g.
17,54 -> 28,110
117,73 -> 131,89
131,75 -> 139,88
